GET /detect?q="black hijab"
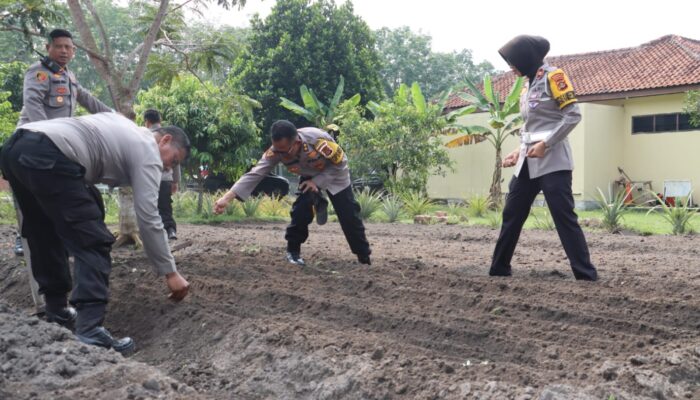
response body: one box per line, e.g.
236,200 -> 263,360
498,35 -> 550,80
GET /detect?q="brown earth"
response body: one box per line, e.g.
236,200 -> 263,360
0,222 -> 699,400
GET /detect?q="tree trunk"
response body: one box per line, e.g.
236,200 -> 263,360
489,147 -> 503,209
113,187 -> 142,248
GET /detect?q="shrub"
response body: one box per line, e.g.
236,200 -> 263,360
401,190 -> 433,217
241,195 -> 264,218
381,195 -> 403,222
355,187 -> 382,221
467,194 -> 491,218
595,188 -> 628,233
648,192 -> 696,235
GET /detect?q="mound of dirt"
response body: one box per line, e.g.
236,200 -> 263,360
0,222 -> 699,399
0,301 -> 205,400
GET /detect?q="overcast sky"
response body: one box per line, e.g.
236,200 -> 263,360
199,0 -> 700,70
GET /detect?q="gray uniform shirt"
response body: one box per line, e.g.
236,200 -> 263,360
17,61 -> 112,127
515,64 -> 581,179
232,127 -> 351,200
20,113 -> 176,276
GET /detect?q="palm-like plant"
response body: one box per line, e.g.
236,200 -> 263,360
444,75 -> 525,208
280,75 -> 361,129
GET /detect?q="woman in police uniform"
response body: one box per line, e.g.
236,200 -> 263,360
489,35 -> 598,281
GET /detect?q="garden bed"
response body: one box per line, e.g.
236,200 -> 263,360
0,222 -> 698,399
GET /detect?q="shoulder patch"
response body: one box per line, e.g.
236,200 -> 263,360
36,71 -> 48,82
314,139 -> 344,165
264,147 -> 276,159
548,68 -> 577,109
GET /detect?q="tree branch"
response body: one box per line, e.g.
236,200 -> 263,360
127,0 -> 170,95
0,22 -> 108,63
81,0 -> 113,62
66,0 -> 118,108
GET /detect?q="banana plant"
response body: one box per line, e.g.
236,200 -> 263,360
280,75 -> 361,130
443,75 -> 525,207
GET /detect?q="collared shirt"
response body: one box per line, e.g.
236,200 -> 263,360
21,113 -> 176,276
17,61 -> 112,127
231,127 -> 351,200
515,64 -> 581,178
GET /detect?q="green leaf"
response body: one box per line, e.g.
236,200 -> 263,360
347,93 -> 361,107
300,85 -> 319,114
502,76 -> 525,115
366,101 -> 382,117
446,105 -> 477,121
463,78 -> 489,107
330,75 -> 345,112
411,82 -> 426,114
484,75 -> 500,112
397,83 -> 409,103
280,97 -> 315,121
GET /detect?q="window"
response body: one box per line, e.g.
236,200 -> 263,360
632,113 -> 697,134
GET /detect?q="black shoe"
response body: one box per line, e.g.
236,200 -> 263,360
315,198 -> 328,226
285,251 -> 305,266
45,306 -> 77,330
357,254 -> 371,265
76,326 -> 135,355
14,236 -> 23,256
167,228 -> 177,240
488,268 -> 512,277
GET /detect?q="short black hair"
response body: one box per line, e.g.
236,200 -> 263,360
155,125 -> 191,159
270,120 -> 298,141
48,29 -> 73,43
143,108 -> 161,124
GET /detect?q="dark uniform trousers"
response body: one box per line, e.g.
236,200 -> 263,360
285,179 -> 370,258
158,181 -> 176,232
490,162 -> 597,281
0,130 -> 115,327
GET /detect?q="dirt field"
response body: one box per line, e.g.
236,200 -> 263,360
0,222 -> 699,399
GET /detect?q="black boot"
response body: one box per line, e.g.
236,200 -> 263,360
314,196 -> 329,226
75,302 -> 135,355
285,251 -> 306,266
45,294 -> 77,330
357,254 -> 371,265
76,326 -> 135,355
13,235 -> 23,256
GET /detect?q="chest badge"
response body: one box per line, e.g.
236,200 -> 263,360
56,96 -> 64,103
36,72 -> 48,82
56,87 -> 68,95
536,68 -> 545,79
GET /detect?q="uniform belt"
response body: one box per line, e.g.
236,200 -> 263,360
520,130 -> 551,144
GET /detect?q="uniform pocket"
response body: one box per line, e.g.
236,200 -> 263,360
18,153 -> 56,170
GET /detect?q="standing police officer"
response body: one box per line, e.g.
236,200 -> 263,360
12,28 -> 114,314
143,108 -> 179,240
18,28 -> 112,126
213,120 -> 372,266
490,35 -> 598,281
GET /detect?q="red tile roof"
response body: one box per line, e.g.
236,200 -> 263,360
445,35 -> 700,110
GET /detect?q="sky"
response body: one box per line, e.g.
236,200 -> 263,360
197,0 -> 700,70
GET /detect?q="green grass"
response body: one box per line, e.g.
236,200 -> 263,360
2,188 -> 697,236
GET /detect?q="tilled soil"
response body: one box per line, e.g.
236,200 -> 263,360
0,222 -> 699,399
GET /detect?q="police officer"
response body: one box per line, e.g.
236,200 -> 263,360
144,109 -> 179,240
213,120 -> 372,266
1,112 -> 191,354
18,28 -> 112,126
490,35 -> 598,281
13,29 -> 111,254
12,28 -> 114,314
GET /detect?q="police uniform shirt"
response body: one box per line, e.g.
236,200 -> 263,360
17,61 -> 112,127
232,127 -> 352,200
515,64 -> 581,179
20,113 -> 176,276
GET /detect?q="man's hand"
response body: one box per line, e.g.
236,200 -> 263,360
214,190 -> 235,214
165,271 -> 189,301
171,182 -> 178,195
298,180 -> 319,193
527,141 -> 547,158
502,149 -> 520,167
